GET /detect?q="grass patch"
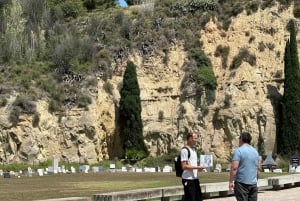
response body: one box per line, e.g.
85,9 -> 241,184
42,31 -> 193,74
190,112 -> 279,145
0,171 -> 289,201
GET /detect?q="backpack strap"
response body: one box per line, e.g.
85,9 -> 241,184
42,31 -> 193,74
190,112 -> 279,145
182,147 -> 191,159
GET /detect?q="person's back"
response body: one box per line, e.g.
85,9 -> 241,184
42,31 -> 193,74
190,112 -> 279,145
234,145 -> 259,185
229,132 -> 260,201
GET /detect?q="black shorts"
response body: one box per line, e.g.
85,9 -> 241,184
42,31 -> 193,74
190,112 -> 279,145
182,179 -> 202,201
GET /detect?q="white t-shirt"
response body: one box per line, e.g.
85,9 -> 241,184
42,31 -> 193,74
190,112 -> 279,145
180,146 -> 198,179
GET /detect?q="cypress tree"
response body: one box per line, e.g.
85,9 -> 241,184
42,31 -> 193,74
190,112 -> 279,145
119,61 -> 148,160
279,39 -> 291,154
280,20 -> 300,155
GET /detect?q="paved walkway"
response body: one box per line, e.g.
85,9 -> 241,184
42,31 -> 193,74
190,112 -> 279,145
208,187 -> 300,201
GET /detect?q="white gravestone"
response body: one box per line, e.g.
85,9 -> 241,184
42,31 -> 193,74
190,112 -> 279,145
52,157 -> 59,174
37,168 -> 44,176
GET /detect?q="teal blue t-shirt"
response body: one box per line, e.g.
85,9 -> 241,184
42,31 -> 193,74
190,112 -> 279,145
232,145 -> 259,185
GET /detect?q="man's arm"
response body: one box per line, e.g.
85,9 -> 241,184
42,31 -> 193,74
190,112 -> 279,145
257,158 -> 261,179
229,160 -> 239,191
182,161 -> 206,171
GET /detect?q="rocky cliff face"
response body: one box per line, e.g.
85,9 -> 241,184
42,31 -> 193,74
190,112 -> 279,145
0,4 -> 296,164
199,5 -> 291,159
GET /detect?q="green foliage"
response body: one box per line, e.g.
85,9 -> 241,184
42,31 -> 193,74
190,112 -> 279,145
0,0 -> 11,10
245,0 -> 259,15
0,97 -> 7,107
0,163 -> 30,172
12,96 -> 36,114
248,35 -> 255,43
83,0 -> 96,11
126,0 -> 136,6
120,16 -> 131,40
9,95 -> 36,125
195,67 -> 217,90
261,0 -> 276,10
158,110 -> 164,122
138,148 -> 179,167
257,134 -> 266,157
266,42 -> 275,51
224,94 -> 232,107
9,107 -> 20,126
279,20 -> 300,155
222,18 -> 232,31
190,47 -> 212,68
230,1 -> 244,17
48,100 -> 63,113
125,149 -> 147,164
32,112 -> 40,127
230,47 -> 256,69
60,0 -> 82,18
214,45 -> 230,68
187,0 -> 218,14
258,41 -> 266,52
293,5 -> 300,18
51,34 -> 94,73
189,47 -> 217,105
77,94 -> 92,110
103,81 -> 114,95
119,61 -> 148,158
21,0 -> 46,27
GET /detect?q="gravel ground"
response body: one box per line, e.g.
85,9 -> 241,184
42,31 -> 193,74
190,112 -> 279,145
208,187 -> 300,201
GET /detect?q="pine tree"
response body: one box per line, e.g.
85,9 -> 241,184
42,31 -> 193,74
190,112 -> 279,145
279,20 -> 300,155
119,61 -> 148,161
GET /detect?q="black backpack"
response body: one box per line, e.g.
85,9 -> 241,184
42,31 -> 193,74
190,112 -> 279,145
174,147 -> 190,177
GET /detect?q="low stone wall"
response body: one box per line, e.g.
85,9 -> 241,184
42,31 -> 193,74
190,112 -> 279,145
35,175 -> 300,201
34,197 -> 91,201
93,175 -> 300,201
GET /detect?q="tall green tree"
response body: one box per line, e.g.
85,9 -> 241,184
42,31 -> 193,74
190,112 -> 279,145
279,20 -> 300,155
119,61 -> 148,160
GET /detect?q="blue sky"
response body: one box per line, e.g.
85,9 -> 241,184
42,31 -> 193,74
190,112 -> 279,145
118,0 -> 128,7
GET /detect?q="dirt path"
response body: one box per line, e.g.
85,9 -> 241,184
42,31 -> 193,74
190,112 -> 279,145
208,187 -> 300,201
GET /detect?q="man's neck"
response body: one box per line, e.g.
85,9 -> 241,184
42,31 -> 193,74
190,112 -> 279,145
240,142 -> 249,146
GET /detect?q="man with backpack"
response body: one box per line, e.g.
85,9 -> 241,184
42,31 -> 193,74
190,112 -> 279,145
181,132 -> 206,201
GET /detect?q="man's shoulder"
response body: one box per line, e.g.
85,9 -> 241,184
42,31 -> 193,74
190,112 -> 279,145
240,145 -> 259,155
180,147 -> 190,154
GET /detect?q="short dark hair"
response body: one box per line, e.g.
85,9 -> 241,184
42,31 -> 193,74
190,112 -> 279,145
186,133 -> 192,140
239,132 -> 252,144
186,132 -> 196,140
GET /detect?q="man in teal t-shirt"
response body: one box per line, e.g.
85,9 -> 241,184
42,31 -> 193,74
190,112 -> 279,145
229,132 -> 260,201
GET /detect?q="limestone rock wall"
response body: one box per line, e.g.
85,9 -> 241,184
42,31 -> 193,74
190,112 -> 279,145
199,5 -> 293,158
